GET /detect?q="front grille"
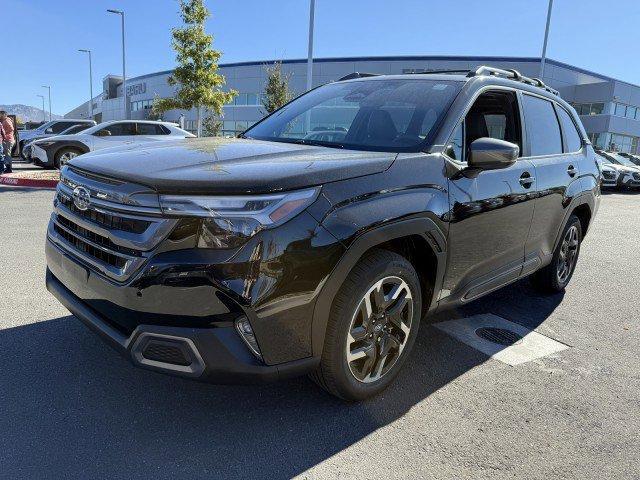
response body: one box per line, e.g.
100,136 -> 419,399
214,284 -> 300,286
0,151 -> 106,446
53,222 -> 128,269
633,172 -> 640,181
56,214 -> 139,257
57,193 -> 151,234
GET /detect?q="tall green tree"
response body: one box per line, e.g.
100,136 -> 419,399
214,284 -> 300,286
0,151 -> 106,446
153,0 -> 236,137
262,62 -> 294,114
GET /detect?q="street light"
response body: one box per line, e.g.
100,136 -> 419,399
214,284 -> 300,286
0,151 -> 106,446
41,85 -> 52,122
36,94 -> 45,122
305,0 -> 316,132
540,0 -> 554,79
78,49 -> 94,120
107,8 -> 127,120
306,0 -> 315,93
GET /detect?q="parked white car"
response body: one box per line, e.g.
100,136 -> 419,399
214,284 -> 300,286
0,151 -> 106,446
596,150 -> 640,189
29,120 -> 195,168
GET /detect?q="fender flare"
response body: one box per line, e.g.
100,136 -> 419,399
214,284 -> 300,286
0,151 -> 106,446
310,217 -> 447,356
51,141 -> 90,162
552,192 -> 596,253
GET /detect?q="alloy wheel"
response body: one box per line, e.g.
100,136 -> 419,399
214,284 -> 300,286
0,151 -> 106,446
59,151 -> 78,166
557,225 -> 579,284
345,276 -> 413,383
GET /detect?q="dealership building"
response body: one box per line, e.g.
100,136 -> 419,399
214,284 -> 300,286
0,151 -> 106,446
65,55 -> 640,153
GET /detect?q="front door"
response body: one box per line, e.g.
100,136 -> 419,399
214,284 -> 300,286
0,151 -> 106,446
442,89 -> 537,302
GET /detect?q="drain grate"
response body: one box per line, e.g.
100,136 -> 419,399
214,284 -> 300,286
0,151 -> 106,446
475,327 -> 523,346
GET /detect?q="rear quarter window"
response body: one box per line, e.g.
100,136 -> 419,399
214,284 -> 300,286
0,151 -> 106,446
556,106 -> 583,153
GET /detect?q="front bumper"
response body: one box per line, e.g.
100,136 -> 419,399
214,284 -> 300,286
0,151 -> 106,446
620,172 -> 640,188
46,267 -> 319,383
31,144 -> 52,166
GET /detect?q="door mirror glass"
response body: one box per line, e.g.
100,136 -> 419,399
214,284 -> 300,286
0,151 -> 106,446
468,138 -> 519,170
45,128 -> 53,134
94,129 -> 111,137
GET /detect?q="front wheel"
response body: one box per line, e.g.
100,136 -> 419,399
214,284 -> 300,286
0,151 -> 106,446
54,148 -> 82,169
531,214 -> 582,293
311,249 -> 422,401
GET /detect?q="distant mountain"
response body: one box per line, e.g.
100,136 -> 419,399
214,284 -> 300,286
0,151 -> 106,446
0,104 -> 63,124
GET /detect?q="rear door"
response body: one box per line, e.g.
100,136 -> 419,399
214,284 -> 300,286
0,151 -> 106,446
135,122 -> 172,142
522,94 -> 585,266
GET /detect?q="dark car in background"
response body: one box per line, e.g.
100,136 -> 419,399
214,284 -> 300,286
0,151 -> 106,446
24,123 -> 95,166
18,119 -> 96,157
45,66 -> 599,401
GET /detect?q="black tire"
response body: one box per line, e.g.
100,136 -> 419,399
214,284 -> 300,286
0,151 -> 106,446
531,214 -> 582,293
54,147 -> 83,169
310,249 -> 422,401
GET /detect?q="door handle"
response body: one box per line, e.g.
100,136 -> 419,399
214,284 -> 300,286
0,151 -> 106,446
567,165 -> 576,177
519,172 -> 535,188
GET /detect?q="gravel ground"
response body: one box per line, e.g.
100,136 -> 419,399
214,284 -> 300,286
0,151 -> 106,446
0,183 -> 638,480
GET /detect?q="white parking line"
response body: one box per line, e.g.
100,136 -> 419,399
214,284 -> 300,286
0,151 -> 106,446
433,313 -> 569,366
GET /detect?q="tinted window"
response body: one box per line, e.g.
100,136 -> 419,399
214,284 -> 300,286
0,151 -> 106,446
556,107 -> 583,153
136,123 -> 167,135
245,79 -> 462,152
100,122 -> 136,136
522,95 -> 563,156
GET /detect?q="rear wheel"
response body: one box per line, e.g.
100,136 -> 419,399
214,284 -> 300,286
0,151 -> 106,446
531,214 -> 582,293
54,147 -> 82,169
311,249 -> 422,401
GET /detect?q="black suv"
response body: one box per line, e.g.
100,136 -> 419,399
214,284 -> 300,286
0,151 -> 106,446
46,66 -> 600,401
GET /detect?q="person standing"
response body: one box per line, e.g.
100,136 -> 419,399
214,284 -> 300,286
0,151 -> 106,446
0,111 -> 15,173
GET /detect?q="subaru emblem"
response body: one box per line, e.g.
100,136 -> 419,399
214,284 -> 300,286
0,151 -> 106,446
72,186 -> 91,211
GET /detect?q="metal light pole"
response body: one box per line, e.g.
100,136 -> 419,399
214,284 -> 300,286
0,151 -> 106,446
36,95 -> 45,122
107,9 -> 127,120
306,0 -> 315,93
41,85 -> 52,121
78,49 -> 94,119
540,0 -> 554,79
305,0 -> 315,133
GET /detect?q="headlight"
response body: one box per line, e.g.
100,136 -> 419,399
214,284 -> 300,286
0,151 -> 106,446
159,187 -> 320,249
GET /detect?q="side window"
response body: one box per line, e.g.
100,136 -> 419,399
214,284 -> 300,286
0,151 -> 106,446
445,90 -> 521,163
556,106 -> 583,153
522,95 -> 563,156
51,122 -> 75,133
136,123 -> 167,135
102,122 -> 136,136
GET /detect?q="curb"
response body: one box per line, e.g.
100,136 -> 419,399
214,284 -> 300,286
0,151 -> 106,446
0,174 -> 59,189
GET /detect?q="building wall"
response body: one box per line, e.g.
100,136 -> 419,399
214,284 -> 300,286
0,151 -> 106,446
64,55 -> 640,153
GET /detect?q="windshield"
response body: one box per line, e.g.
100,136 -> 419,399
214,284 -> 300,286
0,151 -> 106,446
244,78 -> 462,152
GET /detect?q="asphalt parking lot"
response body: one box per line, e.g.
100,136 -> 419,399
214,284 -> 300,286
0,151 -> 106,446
0,183 -> 638,480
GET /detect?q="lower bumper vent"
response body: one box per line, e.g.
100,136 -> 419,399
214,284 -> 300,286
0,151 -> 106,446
142,341 -> 191,366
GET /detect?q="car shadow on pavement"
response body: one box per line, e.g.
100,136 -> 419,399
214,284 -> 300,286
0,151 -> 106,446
0,280 -> 562,480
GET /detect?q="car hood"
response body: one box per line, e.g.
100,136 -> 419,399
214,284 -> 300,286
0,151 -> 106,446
69,137 -> 398,194
607,163 -> 640,173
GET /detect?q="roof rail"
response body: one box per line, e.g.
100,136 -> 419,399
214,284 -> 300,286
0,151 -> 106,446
337,72 -> 380,81
405,69 -> 471,75
467,65 -> 559,96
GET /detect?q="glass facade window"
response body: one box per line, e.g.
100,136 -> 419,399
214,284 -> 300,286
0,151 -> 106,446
131,99 -> 153,112
613,102 -> 640,119
590,132 -> 639,154
227,93 -> 263,106
571,102 -> 605,116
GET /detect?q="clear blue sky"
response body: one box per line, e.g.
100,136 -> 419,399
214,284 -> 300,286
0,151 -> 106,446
4,0 -> 640,115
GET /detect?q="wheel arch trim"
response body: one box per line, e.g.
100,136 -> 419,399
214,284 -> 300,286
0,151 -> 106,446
310,217 -> 447,356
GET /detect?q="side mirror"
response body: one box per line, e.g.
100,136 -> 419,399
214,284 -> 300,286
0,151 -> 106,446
468,137 -> 519,170
94,130 -> 111,137
45,128 -> 53,134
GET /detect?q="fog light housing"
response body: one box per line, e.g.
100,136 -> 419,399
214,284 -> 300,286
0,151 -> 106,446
235,316 -> 263,361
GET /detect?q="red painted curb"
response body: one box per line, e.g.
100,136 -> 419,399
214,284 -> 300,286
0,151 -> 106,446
0,174 -> 59,189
